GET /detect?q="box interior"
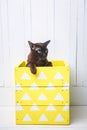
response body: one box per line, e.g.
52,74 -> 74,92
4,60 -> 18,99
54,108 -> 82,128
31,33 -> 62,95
19,60 -> 66,67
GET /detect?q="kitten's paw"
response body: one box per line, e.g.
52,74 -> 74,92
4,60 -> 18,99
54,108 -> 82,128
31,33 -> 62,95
27,63 -> 37,74
47,62 -> 52,66
30,67 -> 37,74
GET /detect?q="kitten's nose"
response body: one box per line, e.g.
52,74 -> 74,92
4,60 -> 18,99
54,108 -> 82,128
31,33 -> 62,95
43,53 -> 46,57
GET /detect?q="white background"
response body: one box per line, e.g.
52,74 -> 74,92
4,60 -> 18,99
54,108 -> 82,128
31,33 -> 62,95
0,0 -> 87,107
1,0 -> 87,128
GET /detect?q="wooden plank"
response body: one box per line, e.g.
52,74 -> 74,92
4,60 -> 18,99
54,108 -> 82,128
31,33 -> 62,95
0,86 -> 87,106
55,0 -> 70,61
82,0 -> 87,87
7,0 -> 25,87
0,0 -> 10,87
76,0 -> 85,87
31,0 -> 48,42
71,87 -> 87,105
23,0 -> 31,60
47,0 -> 55,60
0,0 -> 4,86
69,0 -> 78,87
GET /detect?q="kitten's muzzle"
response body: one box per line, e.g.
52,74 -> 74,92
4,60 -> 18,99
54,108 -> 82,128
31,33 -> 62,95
42,53 -> 47,57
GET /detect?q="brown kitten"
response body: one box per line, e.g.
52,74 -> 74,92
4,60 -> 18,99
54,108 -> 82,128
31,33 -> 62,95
26,40 -> 52,74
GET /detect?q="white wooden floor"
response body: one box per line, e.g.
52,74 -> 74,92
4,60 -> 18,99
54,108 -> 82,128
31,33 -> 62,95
0,106 -> 87,130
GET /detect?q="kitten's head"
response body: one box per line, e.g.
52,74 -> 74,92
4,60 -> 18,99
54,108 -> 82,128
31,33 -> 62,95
28,40 -> 50,58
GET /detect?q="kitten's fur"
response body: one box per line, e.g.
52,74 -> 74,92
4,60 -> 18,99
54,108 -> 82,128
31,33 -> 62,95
26,40 -> 52,74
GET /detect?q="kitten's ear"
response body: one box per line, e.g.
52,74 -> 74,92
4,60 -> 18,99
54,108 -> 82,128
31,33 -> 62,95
44,40 -> 51,47
28,41 -> 33,49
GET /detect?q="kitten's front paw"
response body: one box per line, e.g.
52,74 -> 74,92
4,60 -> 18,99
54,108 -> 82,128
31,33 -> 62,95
47,62 -> 52,66
30,67 -> 37,74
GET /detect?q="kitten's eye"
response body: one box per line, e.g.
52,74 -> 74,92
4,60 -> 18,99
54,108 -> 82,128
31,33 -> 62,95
37,50 -> 41,54
45,50 -> 48,53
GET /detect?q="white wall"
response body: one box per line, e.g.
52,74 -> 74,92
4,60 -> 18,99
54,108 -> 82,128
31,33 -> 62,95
0,0 -> 87,105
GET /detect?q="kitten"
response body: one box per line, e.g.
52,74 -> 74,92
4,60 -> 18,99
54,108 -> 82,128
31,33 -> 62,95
26,40 -> 52,74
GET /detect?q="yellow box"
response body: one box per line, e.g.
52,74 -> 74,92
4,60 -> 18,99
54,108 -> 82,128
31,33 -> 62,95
16,105 -> 70,125
15,60 -> 70,125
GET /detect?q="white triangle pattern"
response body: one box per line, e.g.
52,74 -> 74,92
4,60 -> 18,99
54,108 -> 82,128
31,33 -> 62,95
39,114 -> 48,121
21,72 -> 30,80
30,103 -> 39,111
37,72 -> 47,80
64,82 -> 69,87
30,83 -> 39,90
23,114 -> 32,121
17,70 -> 69,123
16,103 -> 24,111
46,83 -> 56,90
55,114 -> 64,122
63,104 -> 69,111
46,103 -> 56,111
54,72 -> 64,79
62,82 -> 69,90
38,94 -> 48,100
54,93 -> 64,100
21,93 -> 32,100
16,83 -> 22,90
